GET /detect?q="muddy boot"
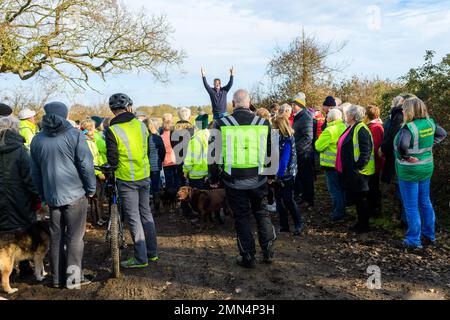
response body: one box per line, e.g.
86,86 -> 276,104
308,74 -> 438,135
236,256 -> 255,269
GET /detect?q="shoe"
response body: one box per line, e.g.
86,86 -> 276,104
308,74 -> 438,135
236,256 -> 255,269
421,237 -> 437,248
148,256 -> 160,263
120,258 -> 148,269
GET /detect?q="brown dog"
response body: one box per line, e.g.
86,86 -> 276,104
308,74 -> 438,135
177,187 -> 230,226
0,221 -> 50,294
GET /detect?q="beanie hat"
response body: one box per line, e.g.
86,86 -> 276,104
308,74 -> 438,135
195,114 -> 209,130
91,116 -> 104,129
323,96 -> 336,107
0,103 -> 13,117
293,92 -> 306,108
44,102 -> 69,119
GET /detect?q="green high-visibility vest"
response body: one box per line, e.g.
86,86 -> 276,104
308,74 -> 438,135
221,115 -> 269,175
394,118 -> 436,182
19,119 -> 38,148
315,119 -> 347,168
353,122 -> 376,176
110,118 -> 150,182
94,131 -> 107,165
183,129 -> 210,179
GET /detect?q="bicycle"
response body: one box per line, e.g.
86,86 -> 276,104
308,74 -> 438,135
95,165 -> 126,278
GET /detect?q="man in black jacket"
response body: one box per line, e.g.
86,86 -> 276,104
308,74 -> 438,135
292,93 -> 315,208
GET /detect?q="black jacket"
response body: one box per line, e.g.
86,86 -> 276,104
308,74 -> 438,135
203,76 -> 233,115
0,130 -> 39,231
381,106 -> 404,183
293,108 -> 314,157
340,123 -> 373,193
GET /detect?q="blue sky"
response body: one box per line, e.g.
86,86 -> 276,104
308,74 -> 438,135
2,0 -> 449,108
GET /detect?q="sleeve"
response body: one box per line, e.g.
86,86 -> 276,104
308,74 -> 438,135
30,148 -> 45,202
315,129 -> 331,152
203,77 -> 214,95
222,75 -> 234,92
434,125 -> 447,145
354,127 -> 373,171
156,135 -> 166,163
296,113 -> 314,156
20,148 -> 40,198
395,128 -> 412,160
277,142 -> 291,178
105,127 -> 119,167
75,132 -> 96,195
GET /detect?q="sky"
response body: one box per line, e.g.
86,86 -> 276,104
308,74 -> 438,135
2,0 -> 450,108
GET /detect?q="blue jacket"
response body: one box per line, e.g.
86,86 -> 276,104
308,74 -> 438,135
277,136 -> 297,180
30,115 -> 96,207
203,76 -> 233,115
148,133 -> 166,172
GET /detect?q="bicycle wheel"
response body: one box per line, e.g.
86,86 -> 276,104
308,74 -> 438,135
110,204 -> 121,278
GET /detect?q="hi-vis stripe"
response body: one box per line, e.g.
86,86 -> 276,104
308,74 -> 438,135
353,144 -> 375,162
112,126 -> 136,181
407,120 -> 435,154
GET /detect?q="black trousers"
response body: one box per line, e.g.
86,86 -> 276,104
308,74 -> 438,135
275,178 -> 303,231
295,152 -> 316,205
348,191 -> 370,229
368,172 -> 382,216
225,184 -> 277,260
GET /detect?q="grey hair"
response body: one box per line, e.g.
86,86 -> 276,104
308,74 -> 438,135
334,97 -> 342,107
233,89 -> 251,108
327,108 -> 343,122
177,107 -> 191,122
346,105 -> 366,123
391,96 -> 404,109
0,116 -> 20,134
279,103 -> 292,115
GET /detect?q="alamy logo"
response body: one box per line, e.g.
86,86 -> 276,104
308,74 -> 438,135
366,265 -> 382,290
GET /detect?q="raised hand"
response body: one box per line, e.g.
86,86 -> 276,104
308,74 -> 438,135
201,67 -> 206,77
230,66 -> 235,76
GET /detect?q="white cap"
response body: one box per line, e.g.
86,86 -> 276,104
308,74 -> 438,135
18,108 -> 36,120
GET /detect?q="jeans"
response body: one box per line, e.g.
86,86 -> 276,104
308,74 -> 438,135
117,178 -> 158,263
398,179 -> 436,247
225,184 -> 277,260
295,152 -> 315,205
275,178 -> 302,231
150,171 -> 161,194
325,169 -> 346,219
49,196 -> 88,286
163,165 -> 180,193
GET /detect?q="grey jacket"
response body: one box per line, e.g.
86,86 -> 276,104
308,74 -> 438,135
30,115 -> 96,207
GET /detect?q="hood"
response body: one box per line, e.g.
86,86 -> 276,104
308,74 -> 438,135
42,114 -> 72,137
0,129 -> 25,154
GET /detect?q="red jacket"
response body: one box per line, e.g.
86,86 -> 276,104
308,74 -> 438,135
368,121 -> 385,173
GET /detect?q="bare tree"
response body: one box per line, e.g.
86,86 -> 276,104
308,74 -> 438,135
267,28 -> 347,106
0,0 -> 184,88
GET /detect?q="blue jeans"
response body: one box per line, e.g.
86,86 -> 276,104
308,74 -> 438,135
398,179 -> 436,248
325,170 -> 345,219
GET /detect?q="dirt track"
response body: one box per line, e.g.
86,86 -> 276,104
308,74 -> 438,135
4,179 -> 450,301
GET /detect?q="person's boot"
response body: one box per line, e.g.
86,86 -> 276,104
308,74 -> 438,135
236,256 -> 255,269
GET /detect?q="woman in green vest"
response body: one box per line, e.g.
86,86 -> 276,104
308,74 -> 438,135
315,108 -> 347,222
336,105 -> 375,234
394,97 -> 447,249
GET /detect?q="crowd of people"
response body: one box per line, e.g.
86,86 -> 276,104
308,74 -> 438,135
0,68 -> 447,286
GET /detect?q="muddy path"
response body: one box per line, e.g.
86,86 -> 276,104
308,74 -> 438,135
4,178 -> 450,300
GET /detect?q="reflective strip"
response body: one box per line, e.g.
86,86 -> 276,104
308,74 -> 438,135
258,118 -> 266,126
228,116 -> 240,126
188,171 -> 208,176
321,159 -> 336,165
221,117 -> 232,127
226,133 -> 233,174
409,122 -> 420,151
259,133 -> 265,173
251,116 -> 259,126
397,157 -> 433,166
407,121 -> 435,154
112,125 -> 135,181
140,122 -> 148,177
323,152 -> 337,157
